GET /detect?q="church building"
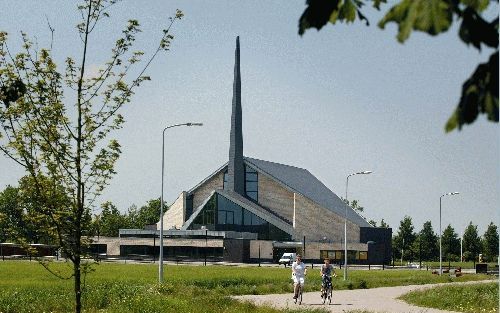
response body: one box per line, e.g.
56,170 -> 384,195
141,37 -> 393,264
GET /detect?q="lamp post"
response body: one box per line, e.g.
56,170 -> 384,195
159,122 -> 203,283
439,192 -> 459,275
460,231 -> 463,262
344,170 -> 372,280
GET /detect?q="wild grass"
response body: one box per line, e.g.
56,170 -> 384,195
399,282 -> 499,313
0,261 -> 492,313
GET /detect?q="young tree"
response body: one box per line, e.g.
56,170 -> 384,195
418,221 -> 438,261
393,216 -> 416,262
441,224 -> 460,262
298,0 -> 498,132
482,222 -> 499,262
0,1 -> 183,312
463,222 -> 481,262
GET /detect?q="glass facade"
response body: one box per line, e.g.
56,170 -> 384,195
185,194 -> 194,221
188,193 -> 290,241
320,250 -> 368,261
223,165 -> 258,202
245,166 -> 258,201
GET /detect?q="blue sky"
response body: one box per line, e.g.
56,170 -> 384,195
0,1 -> 498,235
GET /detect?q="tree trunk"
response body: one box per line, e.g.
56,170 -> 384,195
74,256 -> 81,313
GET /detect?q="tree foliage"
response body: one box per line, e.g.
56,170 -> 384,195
298,0 -> 498,132
418,221 -> 439,261
379,218 -> 389,228
441,224 -> 460,261
462,221 -> 481,261
0,185 -> 22,242
0,1 -> 183,312
0,183 -> 58,244
96,201 -> 128,237
482,222 -> 498,262
393,215 -> 416,261
342,197 -> 365,213
127,198 -> 163,230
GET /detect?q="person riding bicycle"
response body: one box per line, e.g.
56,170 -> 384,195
291,254 -> 307,300
320,257 -> 336,294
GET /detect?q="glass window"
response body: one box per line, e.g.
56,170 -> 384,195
243,209 -> 252,226
218,195 -> 242,225
244,165 -> 258,202
245,172 -> 258,181
245,181 -> 258,192
223,171 -> 228,190
246,191 -> 258,202
335,251 -> 343,260
347,250 -> 357,262
212,193 -> 290,241
185,194 -> 194,221
359,251 -> 368,260
251,213 -> 265,226
189,194 -> 216,229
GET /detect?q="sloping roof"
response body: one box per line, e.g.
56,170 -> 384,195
184,157 -> 371,228
244,157 -> 372,227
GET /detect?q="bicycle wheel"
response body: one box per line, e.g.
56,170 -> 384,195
321,289 -> 326,304
299,288 -> 303,305
328,287 -> 332,305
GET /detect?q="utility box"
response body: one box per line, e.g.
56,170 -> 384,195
475,263 -> 487,274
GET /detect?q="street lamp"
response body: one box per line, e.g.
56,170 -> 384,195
344,170 -> 372,280
159,122 -> 203,283
439,192 -> 459,275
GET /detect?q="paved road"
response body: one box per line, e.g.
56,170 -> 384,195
235,280 -> 494,313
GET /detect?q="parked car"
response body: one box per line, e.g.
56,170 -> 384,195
278,253 -> 296,266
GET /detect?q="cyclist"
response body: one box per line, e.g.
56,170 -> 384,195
291,254 -> 307,300
320,257 -> 336,295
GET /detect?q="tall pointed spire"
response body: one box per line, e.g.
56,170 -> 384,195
227,36 -> 245,195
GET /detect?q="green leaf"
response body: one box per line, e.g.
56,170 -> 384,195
372,0 -> 386,10
459,8 -> 498,50
299,0 -> 372,35
461,0 -> 490,12
446,51 -> 498,132
339,0 -> 358,23
299,0 -> 341,35
378,0 -> 453,43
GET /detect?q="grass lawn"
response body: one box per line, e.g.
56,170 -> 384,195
402,261 -> 499,270
0,260 -> 492,312
400,282 -> 499,313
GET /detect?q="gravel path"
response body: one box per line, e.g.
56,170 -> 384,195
235,280 -> 494,313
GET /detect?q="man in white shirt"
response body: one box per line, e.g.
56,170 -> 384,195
291,254 -> 307,299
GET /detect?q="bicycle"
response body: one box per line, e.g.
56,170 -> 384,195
294,283 -> 303,304
321,275 -> 332,304
292,273 -> 305,305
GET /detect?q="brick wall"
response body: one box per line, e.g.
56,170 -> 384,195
249,240 -> 274,259
192,171 -> 224,209
293,193 -> 360,242
257,174 -> 294,222
158,192 -> 185,230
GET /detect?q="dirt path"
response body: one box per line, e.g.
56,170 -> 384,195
235,280 -> 494,313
